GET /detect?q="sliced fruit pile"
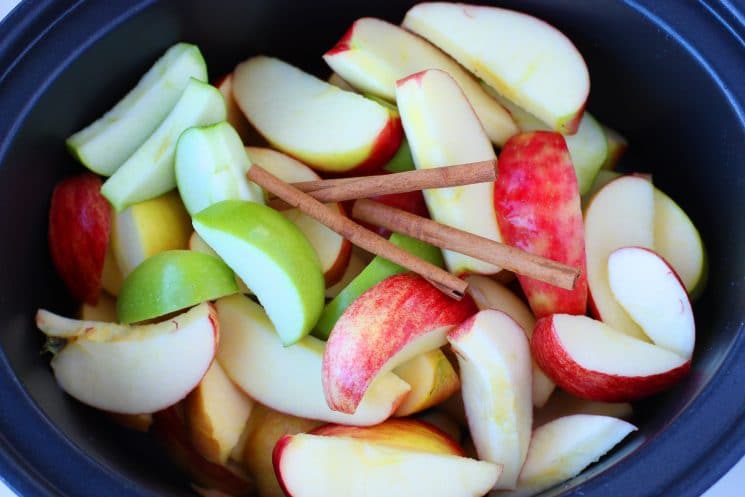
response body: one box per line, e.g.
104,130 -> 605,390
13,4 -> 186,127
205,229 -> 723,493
38,3 -> 707,497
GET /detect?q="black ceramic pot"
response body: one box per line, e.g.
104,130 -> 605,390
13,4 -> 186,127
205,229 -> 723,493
0,1 -> 743,496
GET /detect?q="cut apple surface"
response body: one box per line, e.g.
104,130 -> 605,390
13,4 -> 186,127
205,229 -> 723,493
608,247 -> 695,359
175,121 -> 264,215
466,275 -> 554,408
215,73 -> 263,145
48,173 -> 111,304
101,78 -> 226,212
194,200 -> 325,345
38,302 -> 218,414
403,2 -> 589,134
584,175 -> 655,340
533,389 -> 633,428
324,17 -> 517,145
506,414 -> 637,497
188,232 -> 252,295
67,43 -> 208,176
216,294 -> 410,425
448,309 -> 533,489
392,348 -> 460,417
531,314 -> 690,402
247,146 -> 352,286
273,433 -> 502,497
233,56 -> 402,174
494,131 -> 588,319
323,273 -> 476,414
396,68 -> 502,275
117,250 -> 238,324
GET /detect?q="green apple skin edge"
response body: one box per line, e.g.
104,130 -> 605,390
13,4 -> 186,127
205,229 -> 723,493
313,233 -> 444,340
193,200 -> 325,345
117,250 -> 238,324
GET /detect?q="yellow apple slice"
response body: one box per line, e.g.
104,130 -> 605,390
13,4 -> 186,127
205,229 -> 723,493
392,349 -> 460,417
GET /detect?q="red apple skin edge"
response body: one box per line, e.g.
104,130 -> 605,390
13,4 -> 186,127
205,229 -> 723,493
344,115 -> 404,176
272,434 -> 294,497
494,131 -> 588,318
531,316 -> 691,402
323,237 -> 353,287
48,173 -> 111,305
325,21 -> 356,56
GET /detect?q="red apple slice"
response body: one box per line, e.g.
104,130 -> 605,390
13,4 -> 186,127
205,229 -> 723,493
584,175 -> 655,339
273,433 -> 501,497
448,310 -> 533,489
323,17 -> 517,145
532,314 -> 690,402
233,56 -> 402,175
494,131 -> 588,318
322,273 -> 476,414
36,302 -> 218,414
403,3 -> 589,134
48,173 -> 111,304
608,247 -> 695,359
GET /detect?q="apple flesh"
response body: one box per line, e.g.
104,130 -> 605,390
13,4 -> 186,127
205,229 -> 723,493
323,273 -> 476,414
188,232 -> 252,295
48,173 -> 111,304
403,2 -> 589,134
214,73 -> 265,146
395,68 -> 503,275
533,389 -> 633,428
494,131 -> 588,318
323,17 -> 517,145
67,43 -> 207,176
392,348 -> 460,417
608,247 -> 695,359
531,314 -> 690,402
273,433 -> 502,497
216,294 -> 410,426
36,302 -> 218,414
448,309 -> 533,489
116,250 -> 238,324
232,56 -> 402,175
193,200 -> 325,345
466,275 -> 555,407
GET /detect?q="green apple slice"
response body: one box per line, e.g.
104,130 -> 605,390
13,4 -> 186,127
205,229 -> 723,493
175,121 -> 264,215
67,43 -> 208,176
117,250 -> 238,324
101,78 -> 226,212
313,233 -> 444,340
193,200 -> 324,345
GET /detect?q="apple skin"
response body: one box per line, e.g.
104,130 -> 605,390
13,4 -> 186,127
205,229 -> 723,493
494,131 -> 587,318
48,173 -> 111,304
531,314 -> 690,402
322,273 -> 477,414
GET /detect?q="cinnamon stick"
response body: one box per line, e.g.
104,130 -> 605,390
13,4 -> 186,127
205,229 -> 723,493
247,164 -> 467,299
352,199 -> 580,290
266,159 -> 497,209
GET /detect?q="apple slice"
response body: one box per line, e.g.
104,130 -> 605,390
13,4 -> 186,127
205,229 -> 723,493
194,200 -> 325,345
324,17 -> 517,145
323,273 -> 476,414
531,314 -> 690,402
175,121 -> 264,215
509,415 -> 637,497
241,404 -> 324,497
396,68 -> 502,275
246,146 -> 352,286
314,232 -> 444,340
185,360 -> 254,464
36,302 -> 218,414
608,247 -> 695,359
216,294 -> 410,426
188,232 -> 252,295
101,78 -> 226,212
110,190 -> 193,277
494,131 -> 588,318
116,250 -> 238,324
466,275 -> 554,408
324,247 -> 370,299
403,2 -> 589,134
215,73 -> 264,146
233,56 -> 402,174
311,418 -> 464,456
101,242 -> 124,296
601,125 -> 628,170
448,310 -> 533,489
533,389 -> 633,428
48,173 -> 111,304
584,175 -> 655,339
67,43 -> 207,176
392,349 -> 460,417
273,433 -> 501,497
